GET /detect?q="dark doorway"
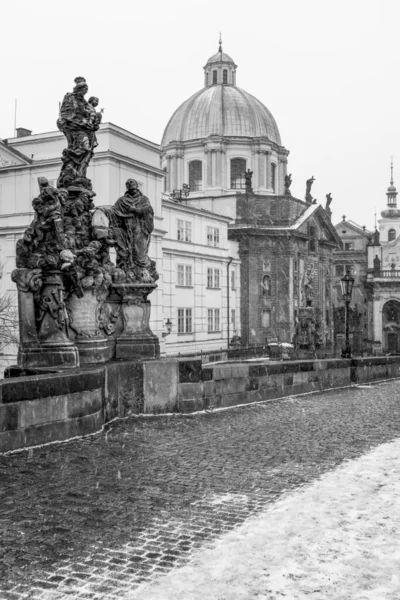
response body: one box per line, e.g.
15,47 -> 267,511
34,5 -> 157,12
388,333 -> 398,354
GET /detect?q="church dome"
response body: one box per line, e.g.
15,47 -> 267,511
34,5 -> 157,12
161,41 -> 289,197
161,85 -> 282,147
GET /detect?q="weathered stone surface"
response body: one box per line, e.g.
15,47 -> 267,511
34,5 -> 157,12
22,411 -> 103,447
0,404 -> 18,432
1,368 -> 104,404
67,389 -> 103,419
178,382 -> 204,401
0,429 -> 24,452
19,396 -> 68,428
105,360 -> 144,418
144,360 -> 178,413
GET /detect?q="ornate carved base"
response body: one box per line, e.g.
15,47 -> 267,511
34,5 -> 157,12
68,288 -> 112,364
12,268 -> 80,370
113,283 -> 160,360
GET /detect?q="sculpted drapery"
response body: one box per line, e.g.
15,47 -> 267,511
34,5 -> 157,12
108,179 -> 154,273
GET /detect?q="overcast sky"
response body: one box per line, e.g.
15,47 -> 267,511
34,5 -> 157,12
2,0 -> 399,229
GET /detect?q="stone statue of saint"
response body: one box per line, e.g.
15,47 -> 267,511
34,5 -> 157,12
57,77 -> 100,189
325,193 -> 333,210
245,169 -> 253,192
302,269 -> 314,307
284,174 -> 292,195
107,179 -> 157,281
373,254 -> 381,276
305,176 -> 315,203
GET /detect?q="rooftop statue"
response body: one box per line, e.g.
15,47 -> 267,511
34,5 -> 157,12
245,169 -> 253,192
57,77 -> 103,189
305,176 -> 315,203
325,192 -> 333,210
284,173 -> 292,196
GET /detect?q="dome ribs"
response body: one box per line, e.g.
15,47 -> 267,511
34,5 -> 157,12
161,86 -> 282,146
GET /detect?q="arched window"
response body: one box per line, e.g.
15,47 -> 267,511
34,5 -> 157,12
223,69 -> 228,84
383,300 -> 400,323
188,160 -> 202,191
271,163 -> 276,192
262,275 -> 271,297
230,158 -> 246,189
212,70 -> 217,84
389,228 -> 396,241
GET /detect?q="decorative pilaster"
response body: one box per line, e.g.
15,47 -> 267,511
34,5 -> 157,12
207,150 -> 212,186
266,152 -> 271,190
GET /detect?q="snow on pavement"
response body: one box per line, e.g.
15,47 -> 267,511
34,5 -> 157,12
130,437 -> 400,600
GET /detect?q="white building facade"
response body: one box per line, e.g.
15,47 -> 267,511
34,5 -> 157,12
367,168 -> 400,353
0,123 -> 240,370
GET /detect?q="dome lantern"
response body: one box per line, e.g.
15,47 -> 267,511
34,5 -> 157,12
203,34 -> 237,87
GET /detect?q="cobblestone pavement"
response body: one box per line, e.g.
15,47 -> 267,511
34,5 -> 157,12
1,380 -> 400,599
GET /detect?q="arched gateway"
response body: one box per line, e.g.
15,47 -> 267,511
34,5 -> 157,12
382,299 -> 400,353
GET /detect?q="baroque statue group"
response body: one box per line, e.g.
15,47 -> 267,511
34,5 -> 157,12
11,77 -> 159,373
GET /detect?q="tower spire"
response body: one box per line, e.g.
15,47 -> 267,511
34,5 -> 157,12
218,32 -> 223,53
386,156 -> 398,208
390,155 -> 394,186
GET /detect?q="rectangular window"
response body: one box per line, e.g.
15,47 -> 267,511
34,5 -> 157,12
208,308 -> 220,332
231,309 -> 236,331
293,273 -> 299,297
177,264 -> 192,287
207,268 -> 220,288
344,242 -> 354,251
231,158 -> 246,190
335,264 -> 344,276
309,225 -> 317,252
262,309 -> 271,328
177,308 -> 192,333
177,219 -> 192,242
231,269 -> 236,290
189,161 -> 202,191
207,226 -> 220,247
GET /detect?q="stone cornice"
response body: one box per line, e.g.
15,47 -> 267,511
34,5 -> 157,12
162,199 -> 233,222
0,151 -> 165,177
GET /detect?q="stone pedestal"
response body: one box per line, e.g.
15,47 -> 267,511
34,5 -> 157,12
113,283 -> 160,360
67,288 -> 112,364
12,269 -> 79,370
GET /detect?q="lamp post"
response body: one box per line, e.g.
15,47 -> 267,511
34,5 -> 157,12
340,266 -> 355,358
171,184 -> 190,201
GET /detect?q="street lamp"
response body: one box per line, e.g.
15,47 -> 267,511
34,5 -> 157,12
171,184 -> 190,201
340,266 -> 355,358
161,318 -> 173,338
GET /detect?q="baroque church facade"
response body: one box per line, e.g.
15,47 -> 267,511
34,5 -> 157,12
161,42 -> 341,348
